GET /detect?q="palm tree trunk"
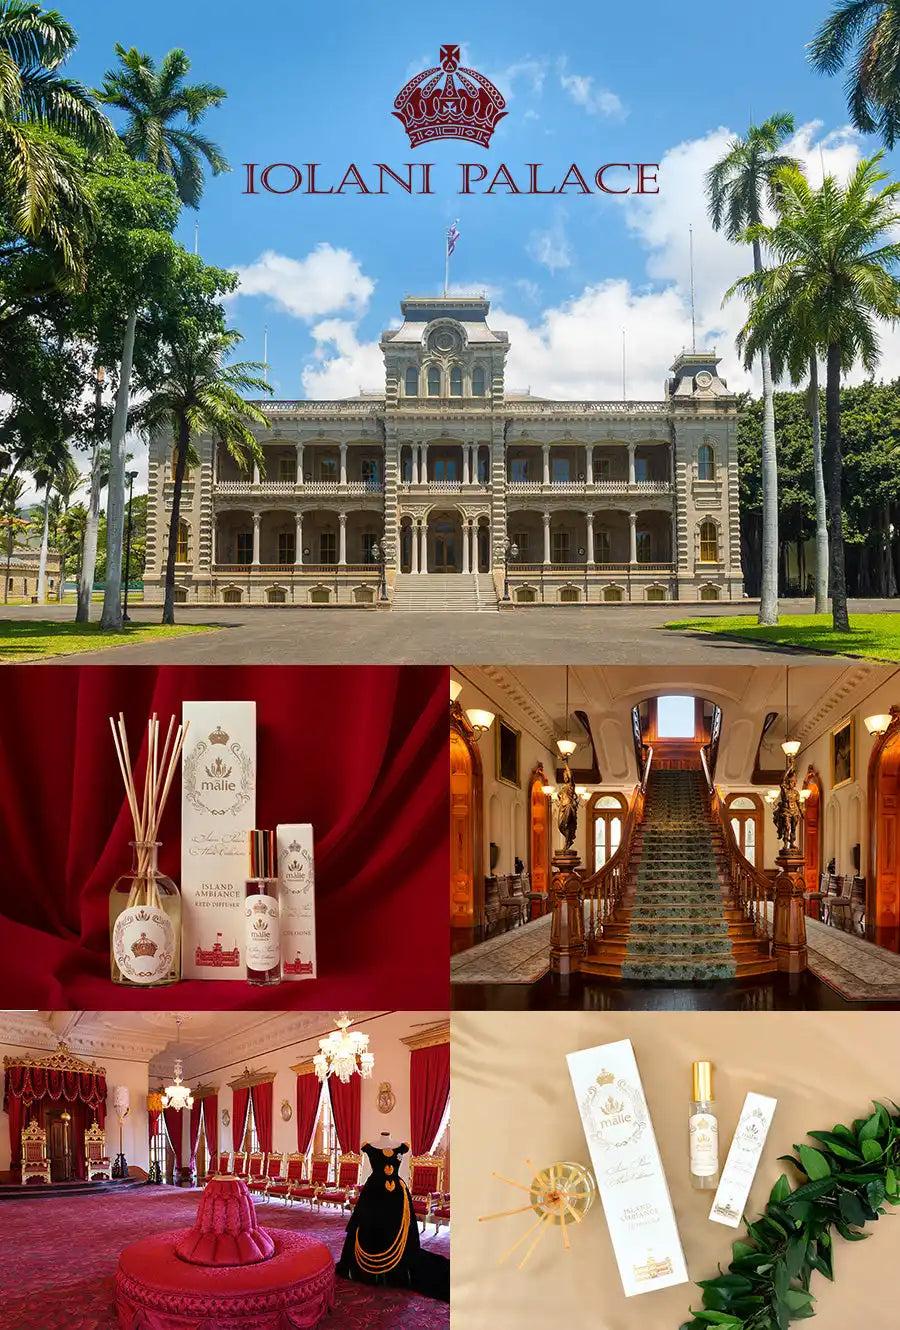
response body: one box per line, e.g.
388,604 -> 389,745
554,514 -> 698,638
809,356 -> 829,614
162,415 -> 190,626
78,438 -> 104,623
4,531 -> 12,604
824,342 -> 850,632
753,238 -> 778,626
36,483 -> 51,603
100,309 -> 137,632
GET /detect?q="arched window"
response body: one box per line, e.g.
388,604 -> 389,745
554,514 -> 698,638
636,529 -> 652,563
405,366 -> 418,397
726,794 -> 763,868
698,444 -> 716,481
449,366 -> 463,396
591,793 -> 627,872
427,365 -> 441,396
472,366 -> 486,396
176,521 -> 189,563
699,519 -> 718,563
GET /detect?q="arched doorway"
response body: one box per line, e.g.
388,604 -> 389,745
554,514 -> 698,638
868,709 -> 900,950
450,706 -> 483,928
725,793 -> 764,869
589,793 -> 628,874
802,768 -> 823,917
529,766 -> 551,915
429,510 -> 463,573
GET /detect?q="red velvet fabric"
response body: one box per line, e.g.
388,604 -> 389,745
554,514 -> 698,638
410,1043 -> 451,1155
149,1106 -> 161,1152
0,665 -> 448,1010
251,1082 -> 273,1155
163,1107 -> 183,1172
296,1073 -> 321,1155
174,1178 -> 275,1266
4,1063 -> 107,1168
203,1093 -> 218,1164
232,1087 -> 250,1153
327,1076 -> 360,1154
188,1099 -> 202,1173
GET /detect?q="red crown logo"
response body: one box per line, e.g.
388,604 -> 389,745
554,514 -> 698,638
131,932 -> 158,959
394,45 -> 507,149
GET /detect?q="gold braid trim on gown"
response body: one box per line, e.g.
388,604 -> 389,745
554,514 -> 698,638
354,1184 -> 411,1274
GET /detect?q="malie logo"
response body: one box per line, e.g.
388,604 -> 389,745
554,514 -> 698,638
393,45 -> 507,149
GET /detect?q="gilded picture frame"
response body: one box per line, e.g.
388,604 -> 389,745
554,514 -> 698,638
830,717 -> 855,790
496,717 -> 521,788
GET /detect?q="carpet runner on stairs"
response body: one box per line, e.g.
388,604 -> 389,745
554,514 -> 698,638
622,768 -> 737,982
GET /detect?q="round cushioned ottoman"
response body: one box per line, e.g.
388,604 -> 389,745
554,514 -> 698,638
115,1178 -> 335,1330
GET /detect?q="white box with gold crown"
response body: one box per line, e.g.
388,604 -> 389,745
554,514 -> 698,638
180,701 -> 257,980
567,1037 -> 689,1297
276,823 -> 316,980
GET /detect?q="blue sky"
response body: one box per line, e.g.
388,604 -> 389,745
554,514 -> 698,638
61,0 -> 894,411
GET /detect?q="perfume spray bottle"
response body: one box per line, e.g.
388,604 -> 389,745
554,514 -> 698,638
689,1060 -> 720,1190
245,829 -> 281,986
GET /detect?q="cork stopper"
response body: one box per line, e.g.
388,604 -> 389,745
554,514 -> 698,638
249,829 -> 276,879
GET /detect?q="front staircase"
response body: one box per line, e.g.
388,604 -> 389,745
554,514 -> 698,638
391,573 -> 498,612
582,767 -> 774,982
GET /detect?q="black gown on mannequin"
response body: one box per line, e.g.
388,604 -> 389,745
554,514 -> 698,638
336,1141 -> 449,1302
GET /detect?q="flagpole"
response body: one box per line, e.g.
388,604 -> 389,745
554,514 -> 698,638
263,327 -> 268,385
689,224 -> 697,353
444,235 -> 449,297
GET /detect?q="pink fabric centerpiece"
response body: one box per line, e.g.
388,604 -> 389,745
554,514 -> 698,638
175,1176 -> 275,1266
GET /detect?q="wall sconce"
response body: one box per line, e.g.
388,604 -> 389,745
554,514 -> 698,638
450,678 -> 463,704
765,789 -> 780,805
865,714 -> 892,738
781,739 -> 801,758
799,789 -> 811,804
575,785 -> 590,801
465,709 -> 495,736
541,783 -> 556,797
556,738 -> 577,757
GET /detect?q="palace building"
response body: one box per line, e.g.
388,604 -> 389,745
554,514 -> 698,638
144,294 -> 743,608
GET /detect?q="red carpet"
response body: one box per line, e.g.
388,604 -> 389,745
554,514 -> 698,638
0,1186 -> 451,1329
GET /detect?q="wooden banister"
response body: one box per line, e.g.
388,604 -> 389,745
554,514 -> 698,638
709,785 -> 772,945
581,782 -> 645,946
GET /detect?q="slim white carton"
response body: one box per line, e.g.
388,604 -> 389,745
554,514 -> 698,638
709,1092 -> 778,1227
180,701 -> 257,980
567,1038 -> 689,1297
276,823 -> 316,980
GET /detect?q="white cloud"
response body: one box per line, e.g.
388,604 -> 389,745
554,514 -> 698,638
527,217 -> 572,271
301,319 -> 385,399
558,59 -> 624,118
233,244 -> 375,321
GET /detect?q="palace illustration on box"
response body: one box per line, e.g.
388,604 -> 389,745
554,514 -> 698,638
144,295 -> 743,608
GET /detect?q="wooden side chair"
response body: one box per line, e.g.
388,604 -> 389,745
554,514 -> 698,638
214,1150 -> 233,1175
408,1153 -> 444,1232
232,1151 -> 248,1179
291,1153 -> 331,1208
826,876 -> 853,931
267,1152 -> 305,1204
246,1151 -> 268,1195
21,1121 -> 51,1186
317,1152 -> 362,1214
256,1152 -> 284,1201
84,1121 -> 111,1181
496,875 -> 527,927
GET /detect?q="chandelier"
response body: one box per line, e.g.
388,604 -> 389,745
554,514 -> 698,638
313,1013 -> 375,1084
161,1015 -> 194,1111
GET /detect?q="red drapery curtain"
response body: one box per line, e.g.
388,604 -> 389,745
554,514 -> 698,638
328,1076 -> 361,1154
0,666 -> 448,1010
250,1082 -> 273,1154
232,1088 -> 250,1152
410,1043 -> 450,1155
4,1063 -> 107,1168
296,1073 -> 321,1155
148,1106 -> 161,1149
203,1094 -> 218,1165
188,1099 -> 202,1172
163,1107 -> 183,1172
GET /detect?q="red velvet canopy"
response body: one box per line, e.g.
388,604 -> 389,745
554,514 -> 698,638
0,665 -> 449,1009
4,1048 -> 107,1178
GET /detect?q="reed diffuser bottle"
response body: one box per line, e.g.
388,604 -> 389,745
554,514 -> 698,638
109,713 -> 188,987
245,829 -> 282,986
689,1060 -> 720,1190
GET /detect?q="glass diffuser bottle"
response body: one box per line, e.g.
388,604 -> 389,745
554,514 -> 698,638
245,829 -> 282,986
689,1060 -> 720,1190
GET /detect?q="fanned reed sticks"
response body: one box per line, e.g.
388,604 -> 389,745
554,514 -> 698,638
478,1160 -> 594,1268
109,712 -> 189,908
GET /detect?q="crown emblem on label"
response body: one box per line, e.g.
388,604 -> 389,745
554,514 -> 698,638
204,756 -> 232,779
252,899 -> 268,914
596,1069 -> 615,1086
393,45 -> 507,149
209,726 -> 229,745
601,1096 -> 625,1116
288,840 -> 302,853
131,932 -> 159,958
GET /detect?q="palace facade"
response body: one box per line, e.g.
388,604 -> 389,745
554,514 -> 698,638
144,294 -> 743,608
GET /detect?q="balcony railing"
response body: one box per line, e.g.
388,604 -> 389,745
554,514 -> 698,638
213,563 -> 377,576
506,479 -> 671,494
511,562 -> 675,574
215,480 -> 384,496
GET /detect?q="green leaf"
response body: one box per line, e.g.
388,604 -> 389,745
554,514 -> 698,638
784,1289 -> 815,1310
783,1177 -> 837,1204
886,1166 -> 898,1196
861,1138 -> 883,1161
859,1111 -> 882,1142
769,1174 -> 791,1204
785,1232 -> 808,1278
838,1192 -> 869,1227
692,1314 -> 744,1327
808,1131 -> 862,1160
867,1178 -> 887,1210
731,1240 -> 755,1260
797,1145 -> 831,1180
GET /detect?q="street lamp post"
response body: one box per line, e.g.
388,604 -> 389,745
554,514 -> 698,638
371,540 -> 390,602
578,546 -> 589,604
503,538 -> 519,602
122,469 -> 138,622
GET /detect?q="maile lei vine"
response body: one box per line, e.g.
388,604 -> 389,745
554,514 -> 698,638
680,1101 -> 900,1330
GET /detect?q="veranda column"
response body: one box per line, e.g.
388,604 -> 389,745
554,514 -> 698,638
543,444 -> 550,486
462,519 -> 470,573
627,442 -> 636,487
210,517 -> 217,568
543,510 -> 551,565
463,446 -> 470,486
411,520 -> 419,574
339,443 -> 348,486
414,446 -> 421,485
294,513 -> 303,565
629,511 -> 637,564
338,512 -> 347,566
586,513 -> 595,565
253,459 -> 261,485
252,512 -> 261,565
296,445 -> 304,485
419,518 -> 428,574
422,444 -> 430,485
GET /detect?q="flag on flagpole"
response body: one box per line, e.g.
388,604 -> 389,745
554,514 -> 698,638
447,220 -> 460,255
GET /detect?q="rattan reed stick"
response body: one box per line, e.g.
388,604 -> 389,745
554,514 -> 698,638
110,713 -> 189,912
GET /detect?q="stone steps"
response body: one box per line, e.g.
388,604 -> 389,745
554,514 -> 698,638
391,573 -> 498,612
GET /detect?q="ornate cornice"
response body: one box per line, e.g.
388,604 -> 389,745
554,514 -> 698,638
400,1022 -> 450,1051
227,1066 -> 276,1091
290,1058 -> 318,1077
0,1012 -> 163,1064
456,665 -> 557,748
193,1083 -> 220,1099
3,1040 -> 106,1076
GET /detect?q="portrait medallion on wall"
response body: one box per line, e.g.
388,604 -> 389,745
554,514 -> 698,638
496,717 -> 521,788
281,1099 -> 293,1122
831,718 -> 855,789
377,1082 -> 396,1114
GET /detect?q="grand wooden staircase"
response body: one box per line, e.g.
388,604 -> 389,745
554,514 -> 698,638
581,763 -> 777,982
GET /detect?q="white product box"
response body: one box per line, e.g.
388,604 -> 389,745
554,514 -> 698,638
567,1038 -> 689,1297
180,701 -> 257,980
276,823 -> 316,980
709,1092 -> 778,1227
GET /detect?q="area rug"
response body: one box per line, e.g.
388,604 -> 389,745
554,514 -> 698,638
804,913 -> 900,1001
450,914 -> 552,984
0,1186 -> 450,1330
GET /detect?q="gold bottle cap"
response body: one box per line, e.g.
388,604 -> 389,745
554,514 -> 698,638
692,1060 -> 713,1101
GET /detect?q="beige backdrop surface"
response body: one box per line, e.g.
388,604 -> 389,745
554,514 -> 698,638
451,1011 -> 900,1330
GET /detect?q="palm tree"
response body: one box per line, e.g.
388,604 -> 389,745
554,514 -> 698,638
809,2 -> 900,147
139,327 -> 270,624
705,113 -> 798,625
0,0 -> 112,268
97,45 -> 228,207
0,472 -> 26,602
47,453 -> 82,599
728,155 -> 900,632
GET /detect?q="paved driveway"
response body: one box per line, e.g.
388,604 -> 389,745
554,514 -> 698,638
3,599 -> 893,664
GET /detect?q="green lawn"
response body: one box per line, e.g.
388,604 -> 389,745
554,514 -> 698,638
0,620 -> 216,663
665,613 -> 900,660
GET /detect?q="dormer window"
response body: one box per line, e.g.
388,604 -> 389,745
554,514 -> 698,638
472,366 -> 486,396
698,444 -> 715,481
404,366 -> 418,397
427,365 -> 441,396
449,366 -> 463,396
